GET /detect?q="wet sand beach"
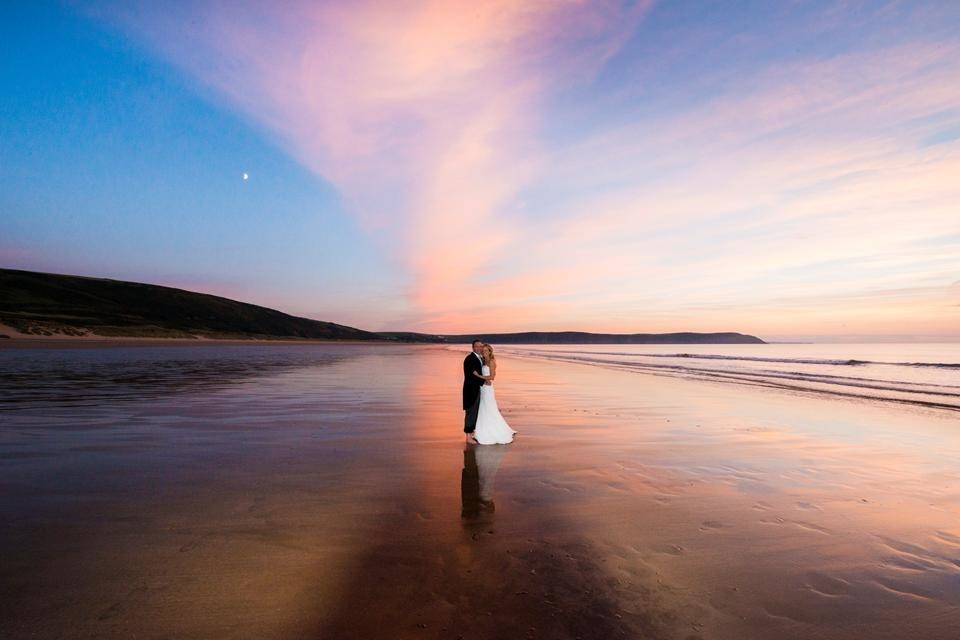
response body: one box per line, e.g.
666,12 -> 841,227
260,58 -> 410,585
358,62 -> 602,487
2,343 -> 959,639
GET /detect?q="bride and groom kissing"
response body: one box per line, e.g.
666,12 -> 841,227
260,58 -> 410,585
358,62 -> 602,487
462,339 -> 517,445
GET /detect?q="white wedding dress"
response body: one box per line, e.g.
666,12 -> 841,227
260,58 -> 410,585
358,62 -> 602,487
473,364 -> 517,445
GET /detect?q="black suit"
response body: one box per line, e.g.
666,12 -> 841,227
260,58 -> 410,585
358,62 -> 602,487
463,352 -> 484,433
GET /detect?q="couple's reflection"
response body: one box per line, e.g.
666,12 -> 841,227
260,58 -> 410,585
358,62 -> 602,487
461,443 -> 508,520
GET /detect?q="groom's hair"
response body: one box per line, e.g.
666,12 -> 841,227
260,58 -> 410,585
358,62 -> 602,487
471,338 -> 483,347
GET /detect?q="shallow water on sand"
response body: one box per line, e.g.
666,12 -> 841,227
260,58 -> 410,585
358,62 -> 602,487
1,343 -> 959,639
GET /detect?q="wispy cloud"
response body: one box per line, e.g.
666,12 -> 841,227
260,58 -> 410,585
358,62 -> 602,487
88,0 -> 960,336
89,0 -> 654,326
463,32 -> 960,336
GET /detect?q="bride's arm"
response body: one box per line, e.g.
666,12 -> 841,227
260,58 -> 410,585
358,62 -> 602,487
472,371 -> 492,381
481,362 -> 496,384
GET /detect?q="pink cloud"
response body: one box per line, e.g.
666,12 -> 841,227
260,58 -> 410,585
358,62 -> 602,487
456,39 -> 960,335
90,0 -> 653,329
86,2 -> 960,337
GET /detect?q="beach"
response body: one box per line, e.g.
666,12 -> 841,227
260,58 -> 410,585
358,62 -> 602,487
0,321 -> 400,348
2,343 -> 959,639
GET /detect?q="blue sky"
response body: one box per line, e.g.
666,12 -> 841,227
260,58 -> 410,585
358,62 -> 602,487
1,2 -> 407,323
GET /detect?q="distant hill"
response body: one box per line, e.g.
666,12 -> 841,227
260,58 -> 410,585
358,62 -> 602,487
438,331 -> 766,344
376,331 -> 447,343
0,268 -> 766,344
0,268 -> 382,340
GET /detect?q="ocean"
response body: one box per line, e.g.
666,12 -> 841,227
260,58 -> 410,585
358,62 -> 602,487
496,342 -> 960,412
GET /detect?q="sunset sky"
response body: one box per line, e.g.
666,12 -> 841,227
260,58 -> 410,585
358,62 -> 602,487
2,1 -> 958,340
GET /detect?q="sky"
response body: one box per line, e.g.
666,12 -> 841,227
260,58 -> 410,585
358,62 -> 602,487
1,1 -> 958,341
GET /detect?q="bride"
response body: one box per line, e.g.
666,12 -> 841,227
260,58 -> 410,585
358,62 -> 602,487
471,343 -> 517,445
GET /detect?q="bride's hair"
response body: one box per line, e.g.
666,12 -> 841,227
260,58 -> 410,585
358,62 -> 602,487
482,343 -> 495,363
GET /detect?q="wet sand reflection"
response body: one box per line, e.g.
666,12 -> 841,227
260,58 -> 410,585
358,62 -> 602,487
3,344 -> 960,639
460,443 -> 507,520
313,448 -> 666,640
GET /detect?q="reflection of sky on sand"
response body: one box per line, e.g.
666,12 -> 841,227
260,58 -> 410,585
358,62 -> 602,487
493,351 -> 960,638
3,344 -> 960,638
475,444 -> 507,503
461,443 -> 508,520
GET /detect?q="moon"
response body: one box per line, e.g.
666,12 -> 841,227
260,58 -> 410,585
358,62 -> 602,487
242,172 -> 249,181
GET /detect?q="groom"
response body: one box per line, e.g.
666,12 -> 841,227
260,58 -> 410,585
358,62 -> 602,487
463,339 -> 485,442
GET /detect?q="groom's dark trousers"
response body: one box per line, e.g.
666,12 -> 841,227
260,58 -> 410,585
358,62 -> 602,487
463,352 -> 483,433
464,394 -> 480,433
